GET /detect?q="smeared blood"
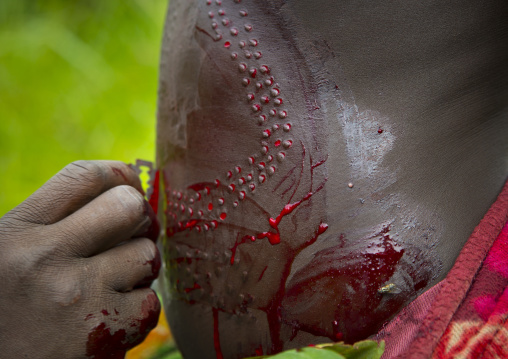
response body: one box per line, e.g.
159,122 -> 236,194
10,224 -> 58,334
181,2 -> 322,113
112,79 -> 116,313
136,291 -> 161,340
86,323 -> 127,359
136,247 -> 162,288
281,226 -> 406,343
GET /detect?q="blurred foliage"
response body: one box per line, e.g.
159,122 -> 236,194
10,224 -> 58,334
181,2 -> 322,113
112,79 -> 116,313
0,0 -> 167,215
245,341 -> 385,359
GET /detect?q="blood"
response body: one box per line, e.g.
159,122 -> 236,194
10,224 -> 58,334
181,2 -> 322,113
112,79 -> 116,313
136,248 -> 161,288
262,222 -> 329,352
148,170 -> 160,214
166,219 -> 204,237
136,291 -> 161,340
188,182 -> 213,192
253,190 -> 318,247
258,265 -> 268,281
281,226 -> 406,343
101,310 -> 109,316
184,282 -> 202,293
230,235 -> 256,265
142,200 -> 160,242
255,345 -> 264,355
332,321 -> 342,340
213,308 -> 224,359
86,323 -> 127,359
378,128 -> 384,134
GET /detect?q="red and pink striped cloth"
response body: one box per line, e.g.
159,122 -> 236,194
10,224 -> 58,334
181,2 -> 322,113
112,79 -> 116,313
376,181 -> 508,358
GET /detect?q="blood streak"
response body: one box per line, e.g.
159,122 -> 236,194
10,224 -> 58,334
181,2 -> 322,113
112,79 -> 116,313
257,190 -> 318,245
230,235 -> 256,265
229,189 -> 323,262
261,222 -> 329,353
148,170 -> 160,214
184,282 -> 202,293
258,265 -> 268,281
213,308 -> 224,359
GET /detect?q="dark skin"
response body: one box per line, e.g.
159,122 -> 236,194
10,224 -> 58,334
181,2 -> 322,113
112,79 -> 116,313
0,161 -> 161,358
1,1 -> 507,358
157,0 -> 508,358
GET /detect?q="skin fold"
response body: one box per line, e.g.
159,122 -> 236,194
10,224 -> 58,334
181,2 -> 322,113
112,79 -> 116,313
0,161 -> 161,358
157,1 -> 508,358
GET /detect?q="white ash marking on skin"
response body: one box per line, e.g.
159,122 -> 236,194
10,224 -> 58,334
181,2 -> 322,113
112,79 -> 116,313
339,103 -> 395,180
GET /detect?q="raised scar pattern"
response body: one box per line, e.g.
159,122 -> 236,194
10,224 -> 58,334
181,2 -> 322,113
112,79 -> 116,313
163,1 -> 331,357
165,0 -> 304,238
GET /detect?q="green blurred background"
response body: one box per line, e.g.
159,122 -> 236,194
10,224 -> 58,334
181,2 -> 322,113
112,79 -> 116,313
0,0 -> 167,216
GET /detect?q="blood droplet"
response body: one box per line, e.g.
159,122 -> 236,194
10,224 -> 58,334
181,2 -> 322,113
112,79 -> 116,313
260,65 -> 270,74
252,104 -> 261,112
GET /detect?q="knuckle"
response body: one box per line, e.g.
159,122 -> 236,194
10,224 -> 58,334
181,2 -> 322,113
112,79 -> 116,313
110,185 -> 145,220
60,161 -> 106,191
139,238 -> 158,262
127,238 -> 157,264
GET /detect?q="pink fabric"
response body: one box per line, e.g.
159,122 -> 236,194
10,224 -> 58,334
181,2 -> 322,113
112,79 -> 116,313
375,180 -> 508,358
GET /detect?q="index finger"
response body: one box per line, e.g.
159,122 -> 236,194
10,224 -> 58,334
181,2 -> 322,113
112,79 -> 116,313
7,160 -> 144,226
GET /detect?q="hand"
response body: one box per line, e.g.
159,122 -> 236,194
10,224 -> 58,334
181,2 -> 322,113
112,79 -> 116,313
0,160 -> 161,358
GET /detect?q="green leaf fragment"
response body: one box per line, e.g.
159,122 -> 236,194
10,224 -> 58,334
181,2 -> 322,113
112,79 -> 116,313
243,340 -> 385,359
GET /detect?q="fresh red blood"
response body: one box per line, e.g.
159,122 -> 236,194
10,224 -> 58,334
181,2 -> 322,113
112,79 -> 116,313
213,308 -> 224,359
